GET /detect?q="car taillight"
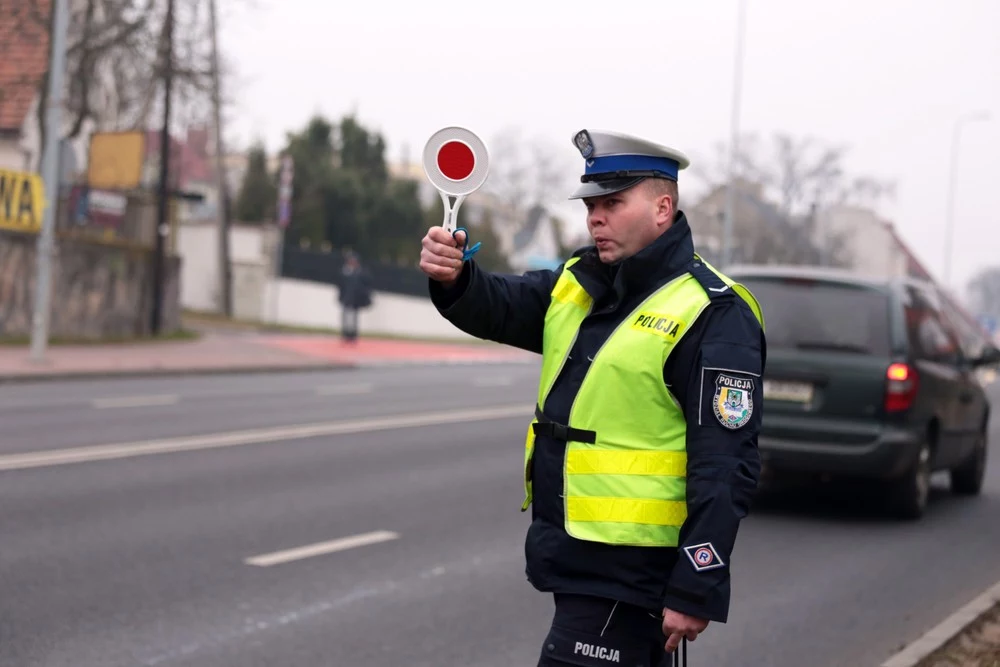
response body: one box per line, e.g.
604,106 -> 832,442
885,362 -> 918,412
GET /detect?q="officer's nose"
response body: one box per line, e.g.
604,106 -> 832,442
587,208 -> 605,229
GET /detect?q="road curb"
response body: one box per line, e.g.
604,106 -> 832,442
0,363 -> 359,385
880,578 -> 1000,667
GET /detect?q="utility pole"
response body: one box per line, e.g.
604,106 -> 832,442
208,0 -> 232,316
29,0 -> 70,362
151,0 -> 175,335
720,0 -> 747,269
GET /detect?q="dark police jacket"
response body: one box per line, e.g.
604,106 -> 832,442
429,212 -> 766,623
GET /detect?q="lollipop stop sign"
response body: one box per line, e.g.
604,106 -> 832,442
436,141 -> 476,181
423,127 -> 490,236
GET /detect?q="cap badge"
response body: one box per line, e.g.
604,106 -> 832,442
573,130 -> 595,159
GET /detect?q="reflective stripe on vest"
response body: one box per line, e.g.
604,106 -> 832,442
521,256 -> 764,548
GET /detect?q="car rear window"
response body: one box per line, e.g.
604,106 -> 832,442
737,277 -> 892,356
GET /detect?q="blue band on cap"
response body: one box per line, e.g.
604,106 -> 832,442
584,154 -> 679,180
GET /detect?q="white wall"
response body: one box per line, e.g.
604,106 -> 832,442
266,277 -> 477,341
175,221 -> 278,319
0,140 -> 27,171
176,222 -> 476,340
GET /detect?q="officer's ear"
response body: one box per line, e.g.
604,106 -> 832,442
657,192 -> 675,224
644,178 -> 676,227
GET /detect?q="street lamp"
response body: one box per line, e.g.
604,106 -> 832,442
720,0 -> 748,269
943,110 -> 990,287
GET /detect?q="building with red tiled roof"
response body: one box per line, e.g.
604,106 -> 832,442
0,1 -> 50,170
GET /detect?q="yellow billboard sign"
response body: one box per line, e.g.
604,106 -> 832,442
0,169 -> 46,233
87,131 -> 145,190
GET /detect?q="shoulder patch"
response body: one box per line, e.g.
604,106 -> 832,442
712,373 -> 754,429
683,542 -> 725,572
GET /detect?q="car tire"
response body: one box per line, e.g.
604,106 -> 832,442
887,440 -> 931,520
950,428 -> 987,496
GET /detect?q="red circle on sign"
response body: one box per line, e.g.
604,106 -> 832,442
694,548 -> 714,565
437,141 -> 475,181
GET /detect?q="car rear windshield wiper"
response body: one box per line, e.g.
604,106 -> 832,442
794,341 -> 871,353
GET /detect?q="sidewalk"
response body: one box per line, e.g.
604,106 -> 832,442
0,332 -> 534,383
882,578 -> 1000,667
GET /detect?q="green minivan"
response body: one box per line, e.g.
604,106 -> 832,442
728,265 -> 1000,519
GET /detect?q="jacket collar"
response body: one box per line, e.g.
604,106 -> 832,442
568,211 -> 696,307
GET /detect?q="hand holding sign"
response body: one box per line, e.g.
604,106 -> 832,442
422,127 -> 489,261
419,225 -> 467,288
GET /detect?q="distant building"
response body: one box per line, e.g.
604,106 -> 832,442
0,0 -> 95,178
0,0 -> 51,171
814,205 -> 909,279
812,204 -> 938,283
686,180 -> 823,267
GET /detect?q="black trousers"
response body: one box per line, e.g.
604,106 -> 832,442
536,593 -> 671,667
341,307 -> 358,340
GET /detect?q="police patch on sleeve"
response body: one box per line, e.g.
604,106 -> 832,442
712,373 -> 754,430
683,542 -> 725,572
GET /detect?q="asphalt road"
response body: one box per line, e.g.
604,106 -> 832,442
1,363 -> 998,667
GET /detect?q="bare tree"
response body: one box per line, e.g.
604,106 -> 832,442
481,126 -> 574,227
690,132 -> 895,214
685,131 -> 895,268
0,0 -> 219,159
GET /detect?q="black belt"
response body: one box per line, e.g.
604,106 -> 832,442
532,405 -> 596,443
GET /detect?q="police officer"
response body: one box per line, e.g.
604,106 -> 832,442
419,129 -> 766,666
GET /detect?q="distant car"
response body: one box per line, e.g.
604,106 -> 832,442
728,265 -> 1000,519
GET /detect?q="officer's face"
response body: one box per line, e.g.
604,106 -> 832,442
584,184 -> 672,263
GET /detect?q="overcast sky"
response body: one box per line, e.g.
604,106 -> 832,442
218,0 -> 998,305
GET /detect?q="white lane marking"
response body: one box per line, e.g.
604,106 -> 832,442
245,530 -> 399,567
0,404 -> 532,472
472,376 -> 512,387
140,549 -> 510,666
92,394 -> 179,409
315,383 -> 373,396
141,581 -> 396,665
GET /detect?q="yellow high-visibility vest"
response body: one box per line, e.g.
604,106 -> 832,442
522,256 -> 764,547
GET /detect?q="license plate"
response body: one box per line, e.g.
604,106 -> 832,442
763,380 -> 814,403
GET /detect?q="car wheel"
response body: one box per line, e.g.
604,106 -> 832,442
950,429 -> 987,496
888,440 -> 931,520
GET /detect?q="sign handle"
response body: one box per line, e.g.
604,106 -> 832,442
439,191 -> 481,261
440,191 -> 463,234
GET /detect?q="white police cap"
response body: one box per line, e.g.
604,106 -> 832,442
569,129 -> 690,200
